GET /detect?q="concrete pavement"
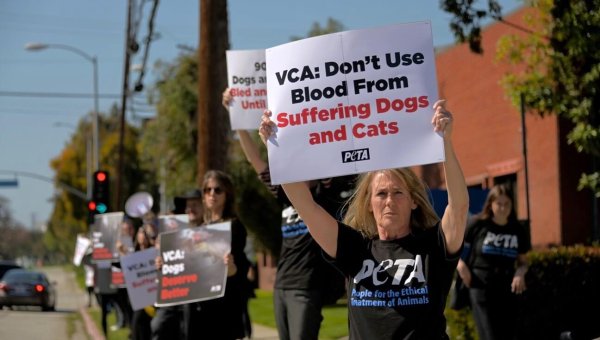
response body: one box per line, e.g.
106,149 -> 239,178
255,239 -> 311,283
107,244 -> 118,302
249,323 -> 279,339
80,301 -> 280,340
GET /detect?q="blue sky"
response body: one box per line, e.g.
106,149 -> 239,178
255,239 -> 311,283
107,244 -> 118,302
0,0 -> 523,228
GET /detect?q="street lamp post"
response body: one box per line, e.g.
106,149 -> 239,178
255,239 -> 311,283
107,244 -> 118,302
25,42 -> 100,174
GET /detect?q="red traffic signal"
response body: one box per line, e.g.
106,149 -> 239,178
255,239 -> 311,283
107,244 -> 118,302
95,171 -> 107,182
88,201 -> 97,211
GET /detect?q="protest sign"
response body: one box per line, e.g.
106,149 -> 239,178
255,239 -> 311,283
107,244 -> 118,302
94,260 -> 118,295
157,214 -> 189,234
265,22 -> 444,184
120,248 -> 158,311
111,266 -> 126,289
91,212 -> 124,262
73,234 -> 91,266
155,222 -> 231,307
226,49 -> 267,130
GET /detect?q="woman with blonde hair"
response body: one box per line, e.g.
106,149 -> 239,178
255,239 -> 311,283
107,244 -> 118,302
259,99 -> 469,339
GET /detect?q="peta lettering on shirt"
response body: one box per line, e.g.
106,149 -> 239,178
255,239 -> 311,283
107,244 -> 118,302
481,231 -> 518,258
350,255 -> 430,308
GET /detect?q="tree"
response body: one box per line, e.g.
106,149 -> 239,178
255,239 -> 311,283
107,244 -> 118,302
140,53 -> 199,207
290,17 -> 345,41
47,107 -> 146,258
441,0 -> 503,54
0,196 -> 46,261
494,0 -> 600,196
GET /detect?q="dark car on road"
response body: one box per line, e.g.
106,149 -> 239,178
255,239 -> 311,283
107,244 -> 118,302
0,269 -> 56,311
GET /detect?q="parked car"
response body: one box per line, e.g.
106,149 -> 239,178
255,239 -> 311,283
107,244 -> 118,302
0,260 -> 22,280
0,269 -> 56,311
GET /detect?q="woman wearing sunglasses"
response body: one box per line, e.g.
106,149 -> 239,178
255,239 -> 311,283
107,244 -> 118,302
188,170 -> 251,340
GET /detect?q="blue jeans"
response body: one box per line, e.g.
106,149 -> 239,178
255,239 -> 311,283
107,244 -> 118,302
150,306 -> 182,340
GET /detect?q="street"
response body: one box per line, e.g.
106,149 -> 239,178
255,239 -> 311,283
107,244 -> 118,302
0,266 -> 89,340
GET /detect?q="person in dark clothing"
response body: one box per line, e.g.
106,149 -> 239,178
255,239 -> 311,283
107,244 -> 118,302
130,224 -> 155,340
151,189 -> 203,340
456,184 -> 530,340
185,170 -> 250,340
224,88 -> 352,340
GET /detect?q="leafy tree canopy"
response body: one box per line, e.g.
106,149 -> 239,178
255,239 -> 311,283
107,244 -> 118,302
495,0 -> 600,195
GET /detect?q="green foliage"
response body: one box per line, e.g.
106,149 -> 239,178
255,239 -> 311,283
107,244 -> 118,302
290,17 -> 345,40
227,150 -> 282,255
47,105 -> 147,259
445,307 -> 478,340
441,0 -> 503,53
517,245 -> 600,338
139,53 -> 199,206
497,0 -> 600,195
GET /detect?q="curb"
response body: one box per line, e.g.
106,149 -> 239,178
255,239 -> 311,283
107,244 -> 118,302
79,307 -> 105,340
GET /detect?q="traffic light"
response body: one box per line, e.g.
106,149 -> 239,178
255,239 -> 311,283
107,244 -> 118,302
87,201 -> 96,225
91,170 -> 110,214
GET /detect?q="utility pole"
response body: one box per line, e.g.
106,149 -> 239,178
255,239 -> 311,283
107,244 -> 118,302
197,0 -> 230,185
116,0 -> 134,209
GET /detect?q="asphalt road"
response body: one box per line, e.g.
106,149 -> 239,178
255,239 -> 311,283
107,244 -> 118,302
0,266 -> 89,340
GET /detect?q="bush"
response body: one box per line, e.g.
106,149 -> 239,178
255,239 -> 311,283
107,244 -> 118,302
517,245 -> 600,339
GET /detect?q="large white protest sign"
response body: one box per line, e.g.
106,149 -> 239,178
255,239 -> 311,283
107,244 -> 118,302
226,49 -> 267,130
120,248 -> 158,311
265,22 -> 444,184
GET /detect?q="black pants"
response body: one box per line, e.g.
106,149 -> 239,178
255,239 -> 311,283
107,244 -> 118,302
131,308 -> 152,340
470,287 -> 518,340
273,288 -> 324,340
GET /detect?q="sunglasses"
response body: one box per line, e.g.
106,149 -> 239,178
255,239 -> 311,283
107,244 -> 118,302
203,186 -> 224,195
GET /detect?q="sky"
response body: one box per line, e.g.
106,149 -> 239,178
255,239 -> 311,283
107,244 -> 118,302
0,0 -> 523,229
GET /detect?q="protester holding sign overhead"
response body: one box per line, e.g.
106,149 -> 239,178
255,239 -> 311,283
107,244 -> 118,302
258,97 -> 469,339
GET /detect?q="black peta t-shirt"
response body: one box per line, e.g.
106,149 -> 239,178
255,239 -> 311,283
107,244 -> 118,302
327,222 -> 458,340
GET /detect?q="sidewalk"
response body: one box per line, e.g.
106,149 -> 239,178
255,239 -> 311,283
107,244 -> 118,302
80,305 -> 280,340
250,323 -> 279,339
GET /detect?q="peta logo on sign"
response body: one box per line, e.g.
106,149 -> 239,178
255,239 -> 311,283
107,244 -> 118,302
342,148 -> 370,163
